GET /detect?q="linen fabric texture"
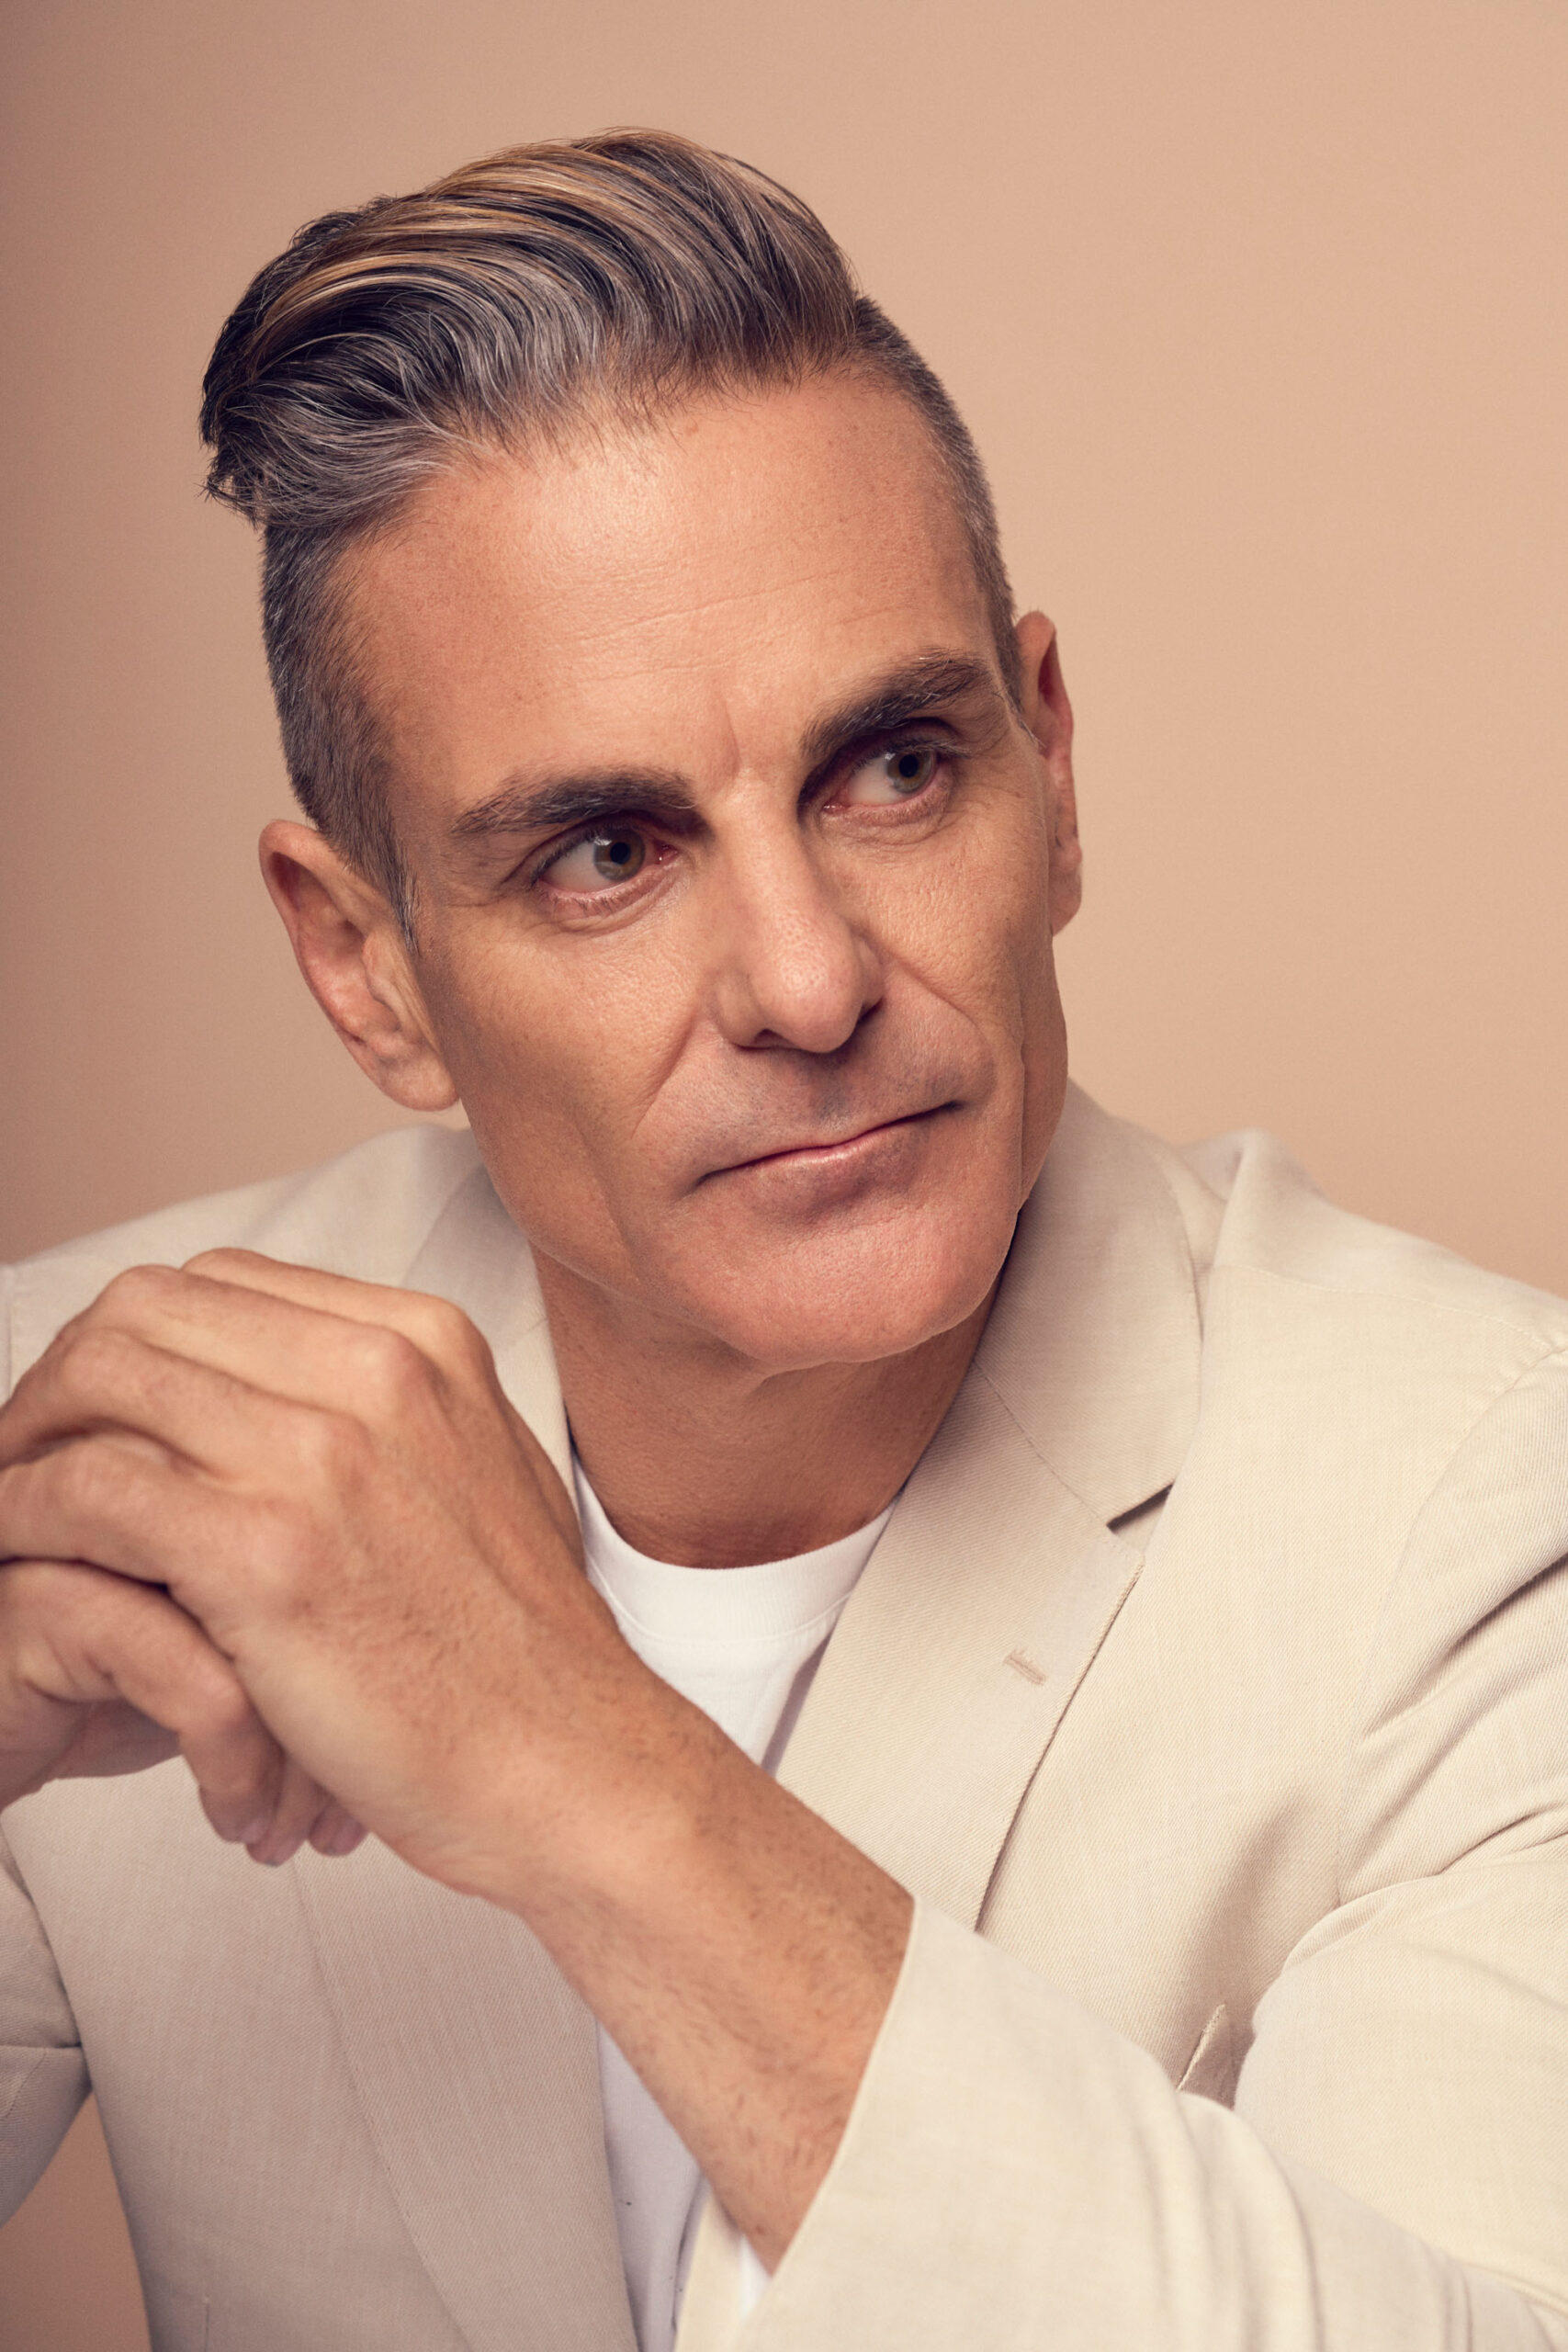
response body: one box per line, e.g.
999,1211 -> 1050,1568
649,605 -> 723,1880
1,1084 -> 1565,2350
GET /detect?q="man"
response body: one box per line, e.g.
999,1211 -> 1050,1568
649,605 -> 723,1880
1,128 -> 1564,2351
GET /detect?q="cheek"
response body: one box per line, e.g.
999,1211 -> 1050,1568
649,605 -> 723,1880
899,806 -> 1058,1046
909,811 -> 1066,1193
414,928 -> 686,1193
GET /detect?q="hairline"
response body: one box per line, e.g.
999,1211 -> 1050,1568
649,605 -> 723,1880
284,356 -> 1023,944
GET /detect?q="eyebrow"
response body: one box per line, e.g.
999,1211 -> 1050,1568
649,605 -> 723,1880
799,652 -> 1006,774
450,768 -> 700,844
446,650 -> 1006,848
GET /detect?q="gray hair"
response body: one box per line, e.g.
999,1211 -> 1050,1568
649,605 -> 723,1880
200,129 -> 1018,933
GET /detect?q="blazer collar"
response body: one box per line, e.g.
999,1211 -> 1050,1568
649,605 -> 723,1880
407,1158 -> 575,1491
976,1080 -> 1207,1529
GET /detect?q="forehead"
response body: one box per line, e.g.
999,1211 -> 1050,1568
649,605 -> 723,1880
343,374 -> 997,827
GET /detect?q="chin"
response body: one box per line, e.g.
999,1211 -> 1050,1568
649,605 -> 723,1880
682,1202 -> 1017,1371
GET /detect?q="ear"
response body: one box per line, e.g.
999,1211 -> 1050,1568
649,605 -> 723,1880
1014,612 -> 1083,936
259,821 -> 459,1112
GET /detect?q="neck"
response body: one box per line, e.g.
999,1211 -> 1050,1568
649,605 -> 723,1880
535,1261 -> 997,1567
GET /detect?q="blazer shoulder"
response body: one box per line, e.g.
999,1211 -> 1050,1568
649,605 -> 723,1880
4,1125 -> 484,1392
1184,1122 -> 1568,1362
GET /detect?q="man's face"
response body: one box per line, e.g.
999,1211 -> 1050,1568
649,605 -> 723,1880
342,374 -> 1080,1369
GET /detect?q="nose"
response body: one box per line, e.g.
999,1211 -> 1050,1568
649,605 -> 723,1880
707,826 -> 884,1055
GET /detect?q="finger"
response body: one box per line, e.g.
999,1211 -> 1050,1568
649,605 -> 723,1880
185,1262 -> 579,1546
2,1560 -> 288,1846
307,1799 -> 368,1860
0,1326 -> 317,1481
0,1439 -> 231,1593
3,1261 -> 498,1479
185,1250 -> 489,1378
3,1261 -> 470,1445
241,1750 -> 341,1869
2,1261 -> 580,1558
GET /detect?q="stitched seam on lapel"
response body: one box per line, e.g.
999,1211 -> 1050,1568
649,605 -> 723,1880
401,1159 -> 498,1281
970,1357 -> 1111,1524
969,1360 -> 1048,1463
0,2046 -> 57,2134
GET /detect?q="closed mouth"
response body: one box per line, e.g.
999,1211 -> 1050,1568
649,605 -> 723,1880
717,1102 -> 956,1177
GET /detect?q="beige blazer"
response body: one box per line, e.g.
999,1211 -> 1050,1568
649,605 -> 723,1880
3,1087 -> 1566,2350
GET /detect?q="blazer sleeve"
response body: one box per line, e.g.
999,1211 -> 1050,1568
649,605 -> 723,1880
0,1264 -> 91,2221
0,1820 -> 88,2223
737,1350 -> 1568,2349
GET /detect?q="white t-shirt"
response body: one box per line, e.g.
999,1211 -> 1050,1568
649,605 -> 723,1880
574,1460 -> 893,2352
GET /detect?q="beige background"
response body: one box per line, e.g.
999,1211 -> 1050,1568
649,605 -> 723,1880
2,0 -> 1564,2341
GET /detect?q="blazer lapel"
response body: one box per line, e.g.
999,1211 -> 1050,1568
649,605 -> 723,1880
777,1368 -> 1142,1925
778,1084 -> 1206,1922
295,1164 -> 634,2352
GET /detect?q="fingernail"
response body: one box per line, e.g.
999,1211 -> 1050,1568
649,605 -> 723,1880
245,1832 -> 300,1868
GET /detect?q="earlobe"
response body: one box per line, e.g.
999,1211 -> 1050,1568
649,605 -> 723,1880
259,821 -> 459,1112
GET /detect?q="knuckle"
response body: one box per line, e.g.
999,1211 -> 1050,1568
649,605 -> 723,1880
60,1323 -> 143,1394
352,1324 -> 429,1410
184,1246 -> 254,1279
414,1295 -> 480,1361
54,1440 -> 120,1516
96,1262 -> 182,1323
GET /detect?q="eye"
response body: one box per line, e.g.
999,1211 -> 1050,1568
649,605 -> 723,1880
840,742 -> 942,807
541,826 -> 649,893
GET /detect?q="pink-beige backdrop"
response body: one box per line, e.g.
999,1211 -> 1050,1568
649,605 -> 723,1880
3,1 -> 1564,2342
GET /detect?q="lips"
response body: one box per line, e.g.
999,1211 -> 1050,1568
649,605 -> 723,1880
710,1102 -> 953,1179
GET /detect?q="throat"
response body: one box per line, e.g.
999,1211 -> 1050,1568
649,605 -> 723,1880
550,1286 -> 996,1569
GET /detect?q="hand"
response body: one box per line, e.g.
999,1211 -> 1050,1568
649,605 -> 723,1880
0,1250 -> 646,1896
0,1301 -> 370,1862
0,1553 -> 361,1863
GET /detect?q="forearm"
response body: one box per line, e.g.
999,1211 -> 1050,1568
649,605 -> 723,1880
481,1690 -> 912,2268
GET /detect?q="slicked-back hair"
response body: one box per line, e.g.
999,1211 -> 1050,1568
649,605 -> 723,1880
201,130 -> 1018,933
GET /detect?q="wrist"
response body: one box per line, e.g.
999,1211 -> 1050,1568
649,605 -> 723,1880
434,1647 -> 730,1916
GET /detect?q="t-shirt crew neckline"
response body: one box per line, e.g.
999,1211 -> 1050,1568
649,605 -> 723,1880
573,1461 -> 893,1650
